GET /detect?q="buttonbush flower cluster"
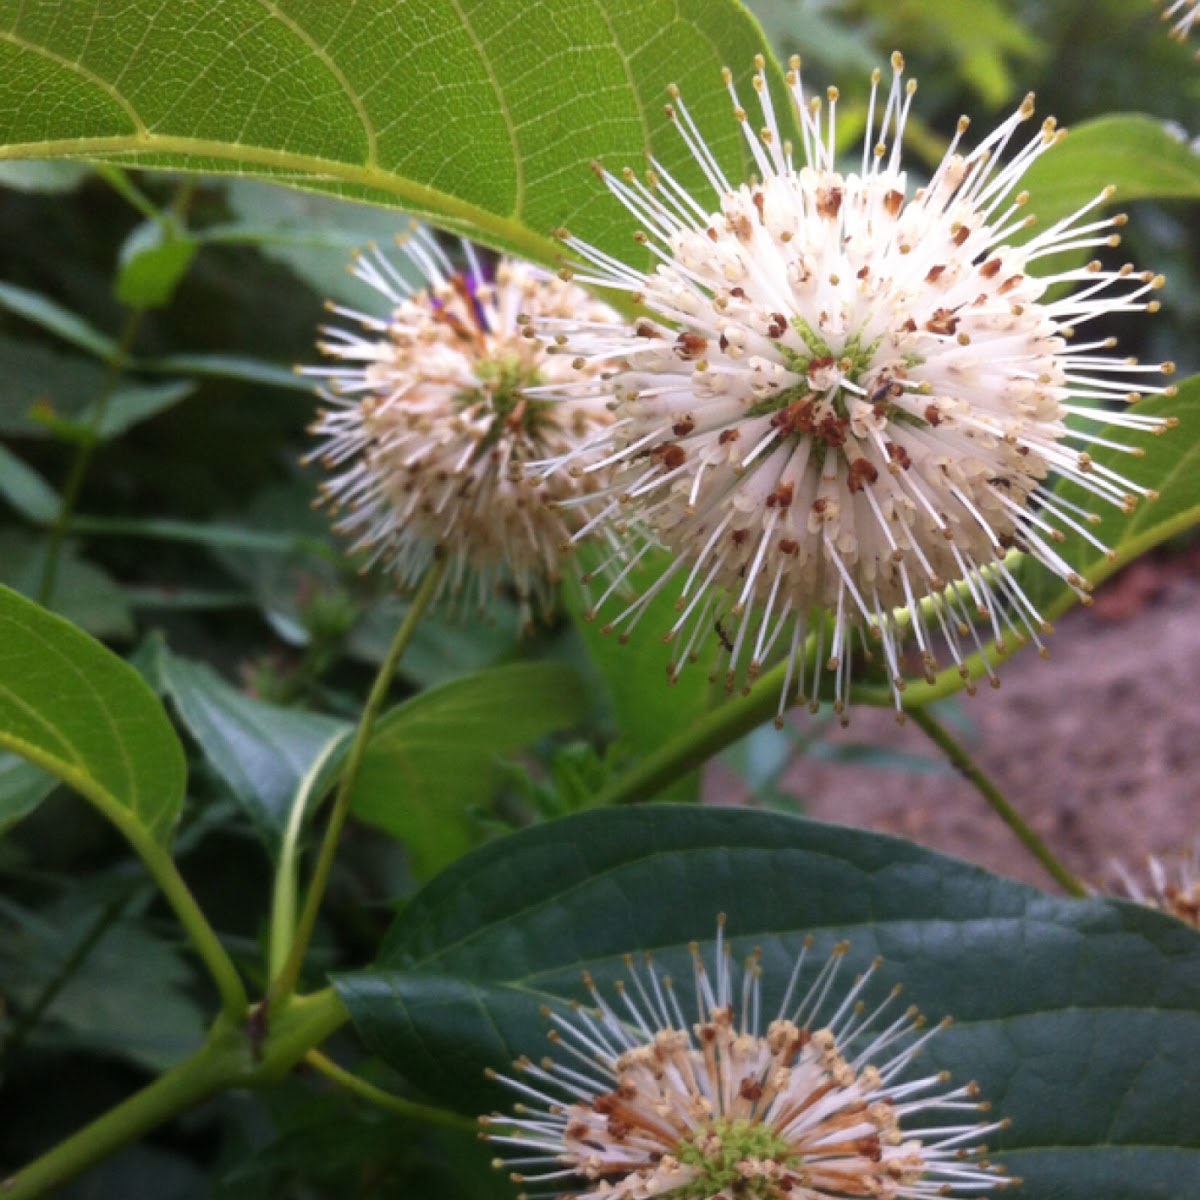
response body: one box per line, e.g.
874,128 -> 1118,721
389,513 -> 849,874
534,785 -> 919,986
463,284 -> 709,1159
541,54 -> 1174,719
482,919 -> 1013,1199
305,228 -> 620,627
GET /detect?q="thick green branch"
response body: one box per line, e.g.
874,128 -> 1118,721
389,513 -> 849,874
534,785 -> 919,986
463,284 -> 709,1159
1,989 -> 350,1198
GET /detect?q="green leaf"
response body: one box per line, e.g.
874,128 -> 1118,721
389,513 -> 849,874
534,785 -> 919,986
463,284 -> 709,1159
0,901 -> 207,1070
336,806 -> 1200,1199
350,662 -> 588,880
0,443 -> 59,522
211,178 -> 427,305
0,1 -> 784,265
0,281 -> 118,360
0,531 -> 134,640
1021,381 -> 1200,616
566,547 -> 715,801
0,159 -> 89,192
139,351 -> 308,392
348,598 -> 520,689
0,335 -> 109,436
1021,114 -> 1200,234
0,334 -> 193,442
146,638 -> 348,844
0,752 -> 55,835
114,219 -> 198,309
88,379 -> 196,440
0,585 -> 186,844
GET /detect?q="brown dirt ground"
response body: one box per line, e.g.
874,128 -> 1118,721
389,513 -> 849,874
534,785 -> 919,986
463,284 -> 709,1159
706,554 -> 1200,894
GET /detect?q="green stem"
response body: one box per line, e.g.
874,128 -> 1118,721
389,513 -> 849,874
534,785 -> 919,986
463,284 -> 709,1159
1,989 -> 350,1198
907,706 -> 1087,897
96,165 -> 167,225
268,731 -> 352,984
0,1019 -> 250,1200
37,309 -> 143,605
269,556 -> 449,1004
138,836 -> 250,1021
305,1049 -> 476,1132
592,667 -> 803,805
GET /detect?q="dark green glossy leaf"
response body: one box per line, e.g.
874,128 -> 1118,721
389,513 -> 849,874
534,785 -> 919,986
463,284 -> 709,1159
350,662 -> 588,880
337,806 -> 1200,1199
145,639 -> 347,845
0,585 -> 185,844
0,1 -> 784,266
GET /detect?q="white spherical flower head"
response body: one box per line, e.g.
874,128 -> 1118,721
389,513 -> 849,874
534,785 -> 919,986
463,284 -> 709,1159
483,918 -> 1015,1199
305,229 -> 619,626
546,54 -> 1176,719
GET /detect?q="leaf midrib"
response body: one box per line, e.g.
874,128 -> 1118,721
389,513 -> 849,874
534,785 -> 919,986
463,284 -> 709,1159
0,133 -> 563,265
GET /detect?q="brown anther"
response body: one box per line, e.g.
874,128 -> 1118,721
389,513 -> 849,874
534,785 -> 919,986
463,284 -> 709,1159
924,307 -> 960,336
848,458 -> 879,493
752,190 -> 765,218
675,331 -> 708,360
885,441 -> 912,470
980,257 -> 1003,279
706,226 -> 719,242
766,482 -> 795,508
998,274 -> 1024,295
884,189 -> 904,217
718,427 -> 741,445
650,443 -> 687,471
779,538 -> 799,555
924,264 -> 946,284
729,212 -> 754,242
817,186 -> 844,219
635,321 -> 661,339
924,404 -> 942,426
731,529 -> 749,545
672,418 -> 696,436
953,225 -> 971,246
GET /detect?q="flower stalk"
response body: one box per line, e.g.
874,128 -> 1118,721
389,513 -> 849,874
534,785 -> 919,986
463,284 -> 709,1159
269,552 -> 449,1005
906,706 -> 1085,895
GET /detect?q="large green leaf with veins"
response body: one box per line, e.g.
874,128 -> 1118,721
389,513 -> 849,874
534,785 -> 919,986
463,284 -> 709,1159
336,806 -> 1200,1200
0,0 -> 785,264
